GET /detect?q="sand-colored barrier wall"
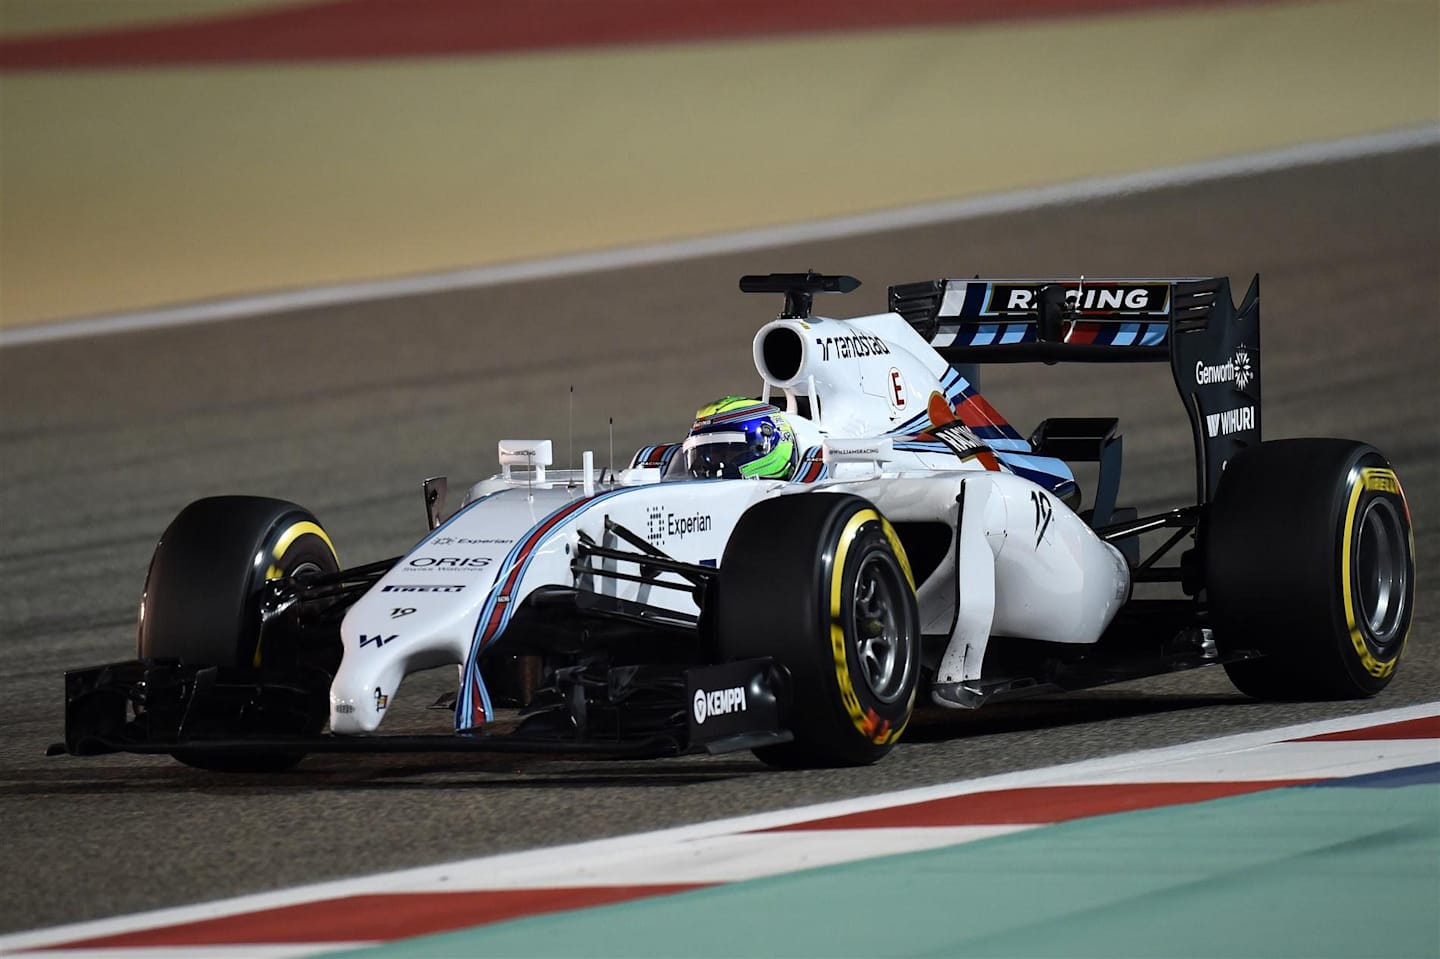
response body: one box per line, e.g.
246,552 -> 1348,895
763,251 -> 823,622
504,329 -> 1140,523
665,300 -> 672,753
1,0 -> 1436,327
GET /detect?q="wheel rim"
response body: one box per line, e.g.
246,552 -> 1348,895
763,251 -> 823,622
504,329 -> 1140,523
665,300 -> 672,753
850,553 -> 913,704
289,560 -> 324,580
1355,497 -> 1408,646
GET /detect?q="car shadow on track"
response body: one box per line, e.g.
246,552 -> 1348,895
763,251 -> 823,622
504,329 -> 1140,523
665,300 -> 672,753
0,754 -> 765,796
901,690 -> 1249,744
8,690 -> 1255,796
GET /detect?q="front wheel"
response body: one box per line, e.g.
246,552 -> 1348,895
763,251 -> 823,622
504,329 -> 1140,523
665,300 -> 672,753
1205,439 -> 1415,700
714,494 -> 920,767
139,495 -> 341,771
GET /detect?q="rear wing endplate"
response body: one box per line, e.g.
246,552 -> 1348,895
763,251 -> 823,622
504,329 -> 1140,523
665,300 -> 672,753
888,276 -> 1261,503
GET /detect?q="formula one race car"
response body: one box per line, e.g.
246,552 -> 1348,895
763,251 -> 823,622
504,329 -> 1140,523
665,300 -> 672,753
55,272 -> 1417,770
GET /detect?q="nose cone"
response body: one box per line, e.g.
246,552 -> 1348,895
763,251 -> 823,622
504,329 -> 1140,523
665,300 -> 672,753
330,685 -> 390,734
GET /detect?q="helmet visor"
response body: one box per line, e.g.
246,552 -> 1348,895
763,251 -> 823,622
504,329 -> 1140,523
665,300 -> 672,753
668,431 -> 755,480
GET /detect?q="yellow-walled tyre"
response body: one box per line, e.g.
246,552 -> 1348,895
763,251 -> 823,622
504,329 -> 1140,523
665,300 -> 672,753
714,494 -> 919,767
139,496 -> 340,771
1205,440 -> 1415,700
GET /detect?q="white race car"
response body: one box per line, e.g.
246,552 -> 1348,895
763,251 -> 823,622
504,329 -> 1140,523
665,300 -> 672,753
55,272 -> 1416,769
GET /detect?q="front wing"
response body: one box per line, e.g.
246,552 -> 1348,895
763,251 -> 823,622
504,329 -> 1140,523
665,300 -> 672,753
52,656 -> 790,759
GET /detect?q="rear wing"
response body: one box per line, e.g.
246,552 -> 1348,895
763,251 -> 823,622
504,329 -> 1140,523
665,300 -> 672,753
888,275 -> 1261,503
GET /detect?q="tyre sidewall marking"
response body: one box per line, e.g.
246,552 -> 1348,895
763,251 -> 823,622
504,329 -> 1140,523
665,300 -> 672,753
827,508 -> 916,745
1340,467 -> 1411,677
265,520 -> 338,580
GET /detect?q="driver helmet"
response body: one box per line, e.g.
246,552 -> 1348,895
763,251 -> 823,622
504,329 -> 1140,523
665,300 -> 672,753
669,397 -> 798,481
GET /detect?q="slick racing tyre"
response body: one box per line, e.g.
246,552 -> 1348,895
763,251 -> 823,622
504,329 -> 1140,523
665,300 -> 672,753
1205,440 -> 1414,700
715,494 -> 920,767
139,496 -> 341,771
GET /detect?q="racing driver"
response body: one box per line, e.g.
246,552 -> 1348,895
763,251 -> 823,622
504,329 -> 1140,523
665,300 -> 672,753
665,397 -> 799,481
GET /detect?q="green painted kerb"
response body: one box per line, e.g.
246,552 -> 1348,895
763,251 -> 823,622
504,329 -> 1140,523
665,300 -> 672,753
326,784 -> 1440,959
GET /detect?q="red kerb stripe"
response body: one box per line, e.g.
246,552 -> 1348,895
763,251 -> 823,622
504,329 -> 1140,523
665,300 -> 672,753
762,780 -> 1312,830
44,885 -> 707,949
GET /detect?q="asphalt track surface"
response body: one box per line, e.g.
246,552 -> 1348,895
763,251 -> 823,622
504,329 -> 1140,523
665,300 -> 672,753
0,149 -> 1436,935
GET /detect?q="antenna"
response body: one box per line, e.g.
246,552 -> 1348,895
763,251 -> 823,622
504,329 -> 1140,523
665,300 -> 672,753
1069,274 -> 1086,340
568,385 -> 575,488
608,417 -> 615,482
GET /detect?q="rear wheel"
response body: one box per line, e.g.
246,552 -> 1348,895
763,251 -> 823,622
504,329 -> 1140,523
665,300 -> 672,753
139,496 -> 340,771
714,494 -> 920,767
1205,439 -> 1414,700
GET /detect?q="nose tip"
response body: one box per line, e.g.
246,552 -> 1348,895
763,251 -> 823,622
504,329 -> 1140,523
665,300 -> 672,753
329,697 -> 381,734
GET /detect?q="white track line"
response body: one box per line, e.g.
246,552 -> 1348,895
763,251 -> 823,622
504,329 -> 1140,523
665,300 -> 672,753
2,701 -> 1435,955
2,125 -> 1436,350
1061,737 -> 1440,784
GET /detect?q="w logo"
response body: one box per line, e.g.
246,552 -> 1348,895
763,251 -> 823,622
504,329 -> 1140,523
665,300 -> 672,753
359,634 -> 397,649
1206,406 -> 1255,438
